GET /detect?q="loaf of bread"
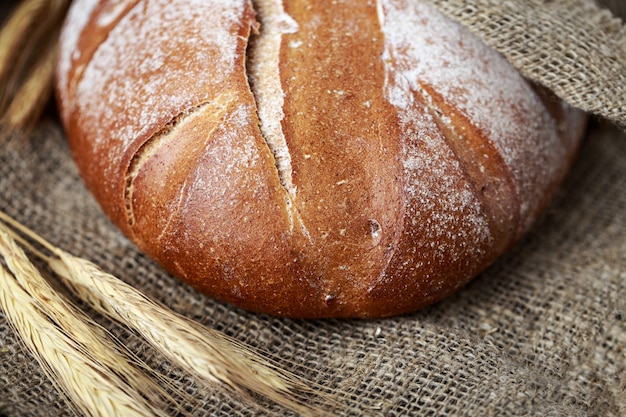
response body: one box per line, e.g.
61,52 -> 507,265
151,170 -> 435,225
56,0 -> 586,318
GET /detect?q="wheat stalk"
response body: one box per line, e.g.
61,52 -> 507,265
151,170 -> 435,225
0,265 -> 160,417
0,0 -> 71,132
0,258 -> 171,417
51,255 -> 324,414
2,39 -> 57,131
0,211 -> 332,416
0,224 -> 182,416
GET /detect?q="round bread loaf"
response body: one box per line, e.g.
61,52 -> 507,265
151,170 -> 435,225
56,0 -> 587,318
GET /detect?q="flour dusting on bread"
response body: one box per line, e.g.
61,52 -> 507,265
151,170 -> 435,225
75,0 -> 247,150
57,0 -> 99,116
57,0 -> 586,318
378,0 -> 568,234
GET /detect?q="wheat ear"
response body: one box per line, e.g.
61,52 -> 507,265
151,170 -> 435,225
0,211 -> 331,416
0,0 -> 71,132
52,254 -> 325,413
0,255 -> 174,416
2,41 -> 57,131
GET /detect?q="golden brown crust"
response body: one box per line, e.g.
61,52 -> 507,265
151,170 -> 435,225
56,0 -> 587,318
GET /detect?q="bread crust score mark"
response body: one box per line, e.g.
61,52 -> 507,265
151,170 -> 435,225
246,0 -> 311,237
377,0 -> 571,245
416,82 -> 520,255
124,100 -> 233,230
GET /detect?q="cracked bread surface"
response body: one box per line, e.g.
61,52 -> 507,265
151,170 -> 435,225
56,0 -> 587,318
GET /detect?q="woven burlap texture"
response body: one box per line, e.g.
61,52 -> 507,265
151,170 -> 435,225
1,0 -> 625,416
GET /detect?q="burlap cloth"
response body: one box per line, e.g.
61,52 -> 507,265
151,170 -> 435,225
1,1 -> 624,416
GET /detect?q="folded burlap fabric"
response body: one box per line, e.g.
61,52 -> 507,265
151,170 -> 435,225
1,0 -> 624,416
